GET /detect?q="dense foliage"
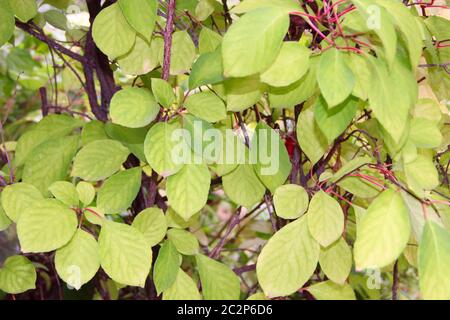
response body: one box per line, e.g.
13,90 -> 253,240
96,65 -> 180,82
0,0 -> 449,300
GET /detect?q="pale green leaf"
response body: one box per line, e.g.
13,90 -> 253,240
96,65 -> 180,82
231,0 -> 302,14
17,199 -> 78,253
117,36 -> 161,75
99,220 -> 152,287
81,120 -> 108,146
319,238 -> 352,284
418,221 -> 450,300
132,207 -> 168,247
118,0 -> 157,42
273,184 -> 309,219
152,78 -> 175,108
196,254 -> 240,300
1,182 -> 43,222
198,27 -> 222,54
8,0 -> 37,22
0,256 -> 36,294
257,215 -> 320,297
163,269 -> 202,300
76,181 -> 96,207
167,228 -> 199,256
92,3 -> 136,59
72,139 -> 130,181
409,118 -> 442,148
252,122 -> 292,193
224,75 -> 264,112
153,240 -> 180,294
55,229 -> 100,290
185,91 -> 227,123
167,163 -> 211,221
0,0 -> 14,46
307,190 -> 344,247
22,135 -> 79,196
222,7 -> 289,77
97,168 -> 142,214
317,48 -> 355,107
261,42 -> 310,87
354,189 -> 411,269
110,87 -> 159,128
144,121 -> 183,177
223,164 -> 265,209
189,48 -> 224,89
296,108 -> 328,165
48,181 -> 79,207
404,154 -> 439,197
163,31 -> 196,75
0,201 -> 12,231
306,281 -> 356,300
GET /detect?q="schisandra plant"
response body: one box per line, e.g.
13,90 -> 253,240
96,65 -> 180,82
0,0 -> 449,300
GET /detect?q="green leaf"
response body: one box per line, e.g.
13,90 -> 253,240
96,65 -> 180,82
296,108 -> 329,165
152,78 -> 175,108
268,58 -> 318,109
163,31 -> 196,75
0,0 -> 14,47
17,199 -> 78,253
377,0 -> 422,67
185,91 -> 227,123
306,281 -> 356,300
224,75 -> 264,112
117,36 -> 161,75
328,156 -> 372,183
132,207 -> 168,247
0,201 -> 12,231
196,254 -> 240,300
354,189 -> 411,269
314,95 -> 359,143
17,114 -> 81,166
153,240 -> 180,294
319,238 -> 352,284
307,190 -> 344,247
22,135 -> 79,196
223,164 -> 265,208
273,184 -> 309,219
118,0 -> 157,42
97,168 -> 142,214
260,42 -> 310,87
367,57 -> 411,143
189,48 -> 224,89
72,139 -> 130,181
163,269 -> 202,300
1,182 -> 43,222
167,163 -> 211,221
167,228 -> 199,255
110,87 -> 159,128
48,181 -> 79,207
347,53 -> 370,100
418,221 -> 450,300
409,118 -> 442,148
231,0 -> 302,14
257,215 -> 320,297
92,3 -> 136,59
351,0 -> 397,68
105,123 -> 148,162
222,7 -> 290,77
0,256 -> 36,294
404,154 -> 439,197
76,181 -> 96,207
195,0 -> 215,21
252,122 -> 292,193
81,120 -> 108,146
198,27 -> 222,54
317,48 -> 355,107
8,0 -> 37,22
99,220 -> 152,287
144,121 -> 183,176
55,229 -> 100,290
